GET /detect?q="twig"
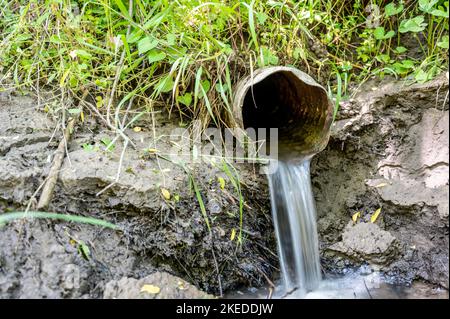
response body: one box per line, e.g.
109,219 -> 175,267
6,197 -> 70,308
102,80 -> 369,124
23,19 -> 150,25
36,117 -> 76,210
210,233 -> 223,297
363,278 -> 373,299
36,91 -> 88,209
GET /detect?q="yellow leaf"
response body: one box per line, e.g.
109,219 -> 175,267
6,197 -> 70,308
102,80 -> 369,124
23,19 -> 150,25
59,69 -> 70,87
370,208 -> 382,223
80,111 -> 85,123
140,284 -> 160,294
133,126 -> 142,132
177,280 -> 187,290
352,211 -> 361,223
375,183 -> 387,188
230,228 -> 236,241
147,148 -> 158,154
218,176 -> 225,190
95,96 -> 103,108
161,188 -> 171,200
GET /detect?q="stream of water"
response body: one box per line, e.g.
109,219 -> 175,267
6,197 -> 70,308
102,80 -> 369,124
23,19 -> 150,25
266,159 -> 321,297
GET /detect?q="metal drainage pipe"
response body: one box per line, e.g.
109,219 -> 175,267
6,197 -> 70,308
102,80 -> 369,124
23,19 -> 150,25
233,66 -> 333,159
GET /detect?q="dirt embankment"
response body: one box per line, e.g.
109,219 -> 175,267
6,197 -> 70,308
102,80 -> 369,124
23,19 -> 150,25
312,73 -> 449,288
0,73 -> 448,298
0,92 -> 277,298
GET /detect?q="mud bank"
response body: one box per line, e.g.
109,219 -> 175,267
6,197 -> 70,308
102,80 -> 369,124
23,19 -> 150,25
0,92 -> 277,298
312,73 -> 449,289
0,73 -> 448,298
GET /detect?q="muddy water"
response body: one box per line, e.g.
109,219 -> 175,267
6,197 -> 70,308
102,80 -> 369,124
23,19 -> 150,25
266,159 -> 321,297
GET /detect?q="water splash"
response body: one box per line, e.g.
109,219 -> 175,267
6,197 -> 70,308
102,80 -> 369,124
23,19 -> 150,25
267,159 -> 321,297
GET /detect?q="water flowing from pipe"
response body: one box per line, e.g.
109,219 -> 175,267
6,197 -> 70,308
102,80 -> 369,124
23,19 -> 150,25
267,159 -> 321,297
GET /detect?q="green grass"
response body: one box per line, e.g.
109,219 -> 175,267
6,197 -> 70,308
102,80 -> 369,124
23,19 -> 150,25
0,211 -> 119,229
0,0 -> 447,129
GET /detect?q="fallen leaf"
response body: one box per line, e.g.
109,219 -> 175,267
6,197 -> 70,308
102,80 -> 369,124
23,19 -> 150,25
218,177 -> 226,190
177,280 -> 187,290
77,241 -> 90,261
230,228 -> 236,241
161,188 -> 171,200
370,208 -> 382,223
375,183 -> 387,188
147,148 -> 158,153
352,211 -> 361,223
133,126 -> 142,132
140,284 -> 160,294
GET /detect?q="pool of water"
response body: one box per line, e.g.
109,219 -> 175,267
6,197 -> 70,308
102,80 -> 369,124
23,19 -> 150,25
226,271 -> 448,299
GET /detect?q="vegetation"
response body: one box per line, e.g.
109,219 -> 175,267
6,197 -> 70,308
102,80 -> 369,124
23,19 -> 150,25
0,0 -> 448,129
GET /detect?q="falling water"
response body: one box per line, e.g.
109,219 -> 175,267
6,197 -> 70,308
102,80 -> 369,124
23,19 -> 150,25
267,159 -> 321,297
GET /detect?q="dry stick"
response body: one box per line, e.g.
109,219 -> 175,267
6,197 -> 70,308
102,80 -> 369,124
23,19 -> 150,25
36,91 -> 88,210
37,116 -> 76,210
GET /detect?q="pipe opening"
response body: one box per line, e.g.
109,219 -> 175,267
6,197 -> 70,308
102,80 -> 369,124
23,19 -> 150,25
238,69 -> 332,158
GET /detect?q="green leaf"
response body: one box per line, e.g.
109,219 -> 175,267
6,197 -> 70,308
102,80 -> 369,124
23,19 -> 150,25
199,80 -> 210,98
166,33 -> 176,46
437,35 -> 449,49
155,75 -> 174,93
258,46 -> 279,67
394,46 -> 408,54
101,137 -> 115,151
376,54 -> 391,63
385,2 -> 404,16
384,30 -> 395,39
431,8 -> 449,17
75,49 -> 92,59
419,0 -> 439,13
374,27 -> 385,40
137,36 -> 158,55
147,50 -> 166,64
68,108 -> 82,114
399,16 -> 427,33
255,12 -> 268,25
77,240 -> 91,261
177,93 -> 192,107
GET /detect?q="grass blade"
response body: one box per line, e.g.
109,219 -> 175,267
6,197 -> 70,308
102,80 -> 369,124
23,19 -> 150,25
0,211 -> 119,230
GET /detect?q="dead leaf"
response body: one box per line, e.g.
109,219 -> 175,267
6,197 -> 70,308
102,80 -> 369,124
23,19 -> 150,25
133,126 -> 142,132
218,177 -> 225,190
140,284 -> 160,294
161,188 -> 171,200
375,183 -> 387,188
177,280 -> 187,290
352,211 -> 361,223
230,228 -> 236,241
370,207 -> 382,223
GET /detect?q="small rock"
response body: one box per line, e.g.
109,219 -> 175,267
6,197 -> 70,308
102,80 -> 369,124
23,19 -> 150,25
327,222 -> 398,265
103,272 -> 213,299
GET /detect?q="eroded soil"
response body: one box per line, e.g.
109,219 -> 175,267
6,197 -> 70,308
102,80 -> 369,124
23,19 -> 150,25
0,73 -> 448,298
